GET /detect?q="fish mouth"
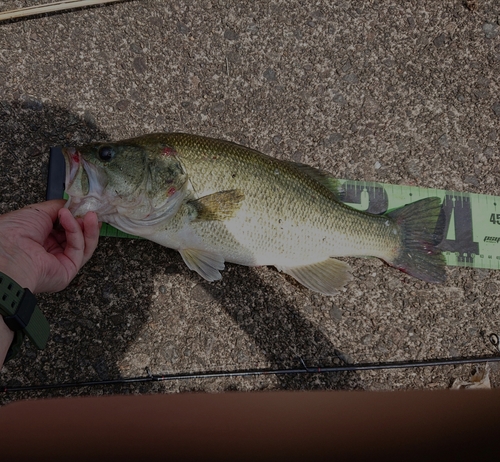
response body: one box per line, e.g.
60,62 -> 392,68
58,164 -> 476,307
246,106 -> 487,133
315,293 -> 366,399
62,147 -> 109,217
62,147 -> 85,194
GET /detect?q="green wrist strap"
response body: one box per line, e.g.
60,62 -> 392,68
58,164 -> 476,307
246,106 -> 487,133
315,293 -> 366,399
0,273 -> 50,361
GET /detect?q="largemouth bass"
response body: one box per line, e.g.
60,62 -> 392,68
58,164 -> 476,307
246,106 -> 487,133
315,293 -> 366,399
63,133 -> 446,295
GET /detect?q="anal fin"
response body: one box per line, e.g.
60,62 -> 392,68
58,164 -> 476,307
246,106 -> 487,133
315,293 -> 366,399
276,258 -> 352,295
179,248 -> 225,282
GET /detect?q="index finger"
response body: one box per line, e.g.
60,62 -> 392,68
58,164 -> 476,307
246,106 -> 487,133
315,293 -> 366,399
24,200 -> 67,223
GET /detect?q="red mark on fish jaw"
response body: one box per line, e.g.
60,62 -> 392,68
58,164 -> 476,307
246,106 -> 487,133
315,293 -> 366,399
167,187 -> 177,196
71,151 -> 80,164
163,147 -> 176,157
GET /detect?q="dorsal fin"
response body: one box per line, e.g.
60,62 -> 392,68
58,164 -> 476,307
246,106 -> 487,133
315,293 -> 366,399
283,160 -> 342,198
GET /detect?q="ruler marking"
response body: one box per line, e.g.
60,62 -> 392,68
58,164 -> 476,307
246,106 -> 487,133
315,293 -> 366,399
337,180 -> 500,269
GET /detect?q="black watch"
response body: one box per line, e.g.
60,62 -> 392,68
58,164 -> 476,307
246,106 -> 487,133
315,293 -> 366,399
0,272 -> 50,362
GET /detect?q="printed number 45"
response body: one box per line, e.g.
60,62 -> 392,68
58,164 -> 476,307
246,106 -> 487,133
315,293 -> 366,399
490,213 -> 500,225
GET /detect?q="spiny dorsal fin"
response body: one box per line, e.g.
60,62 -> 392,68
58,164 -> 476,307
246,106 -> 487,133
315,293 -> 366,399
283,160 -> 342,198
189,189 -> 245,221
276,258 -> 352,295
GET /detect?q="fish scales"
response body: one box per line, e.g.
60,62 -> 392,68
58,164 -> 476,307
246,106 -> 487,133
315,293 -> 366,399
162,133 -> 400,265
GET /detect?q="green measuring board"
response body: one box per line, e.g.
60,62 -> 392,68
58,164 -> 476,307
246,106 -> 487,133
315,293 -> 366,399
79,180 -> 500,270
339,180 -> 500,270
47,147 -> 500,270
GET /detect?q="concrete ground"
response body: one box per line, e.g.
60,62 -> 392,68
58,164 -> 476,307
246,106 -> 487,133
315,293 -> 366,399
0,0 -> 499,402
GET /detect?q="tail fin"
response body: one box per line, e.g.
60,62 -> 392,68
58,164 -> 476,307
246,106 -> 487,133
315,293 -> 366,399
388,197 -> 446,283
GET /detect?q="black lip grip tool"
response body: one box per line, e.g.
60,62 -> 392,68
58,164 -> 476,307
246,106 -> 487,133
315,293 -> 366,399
46,147 -> 66,201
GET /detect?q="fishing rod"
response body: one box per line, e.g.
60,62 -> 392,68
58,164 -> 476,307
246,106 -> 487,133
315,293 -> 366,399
3,345 -> 500,393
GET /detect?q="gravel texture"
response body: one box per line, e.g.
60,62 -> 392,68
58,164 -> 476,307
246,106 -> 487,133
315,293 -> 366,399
0,0 -> 499,402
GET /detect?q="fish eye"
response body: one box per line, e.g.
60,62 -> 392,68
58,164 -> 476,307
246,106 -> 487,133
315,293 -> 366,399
98,145 -> 115,162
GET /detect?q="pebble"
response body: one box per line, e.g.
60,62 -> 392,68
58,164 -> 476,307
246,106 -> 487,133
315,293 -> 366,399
483,23 -> 499,39
164,345 -> 178,362
133,56 -> 147,74
449,347 -> 460,358
363,96 -> 381,114
84,109 -> 97,127
128,353 -> 150,371
57,318 -> 72,329
464,175 -> 479,186
110,315 -> 125,326
467,139 -> 481,152
334,349 -> 353,364
263,68 -> 277,81
468,326 -> 479,336
433,34 -> 446,48
485,282 -> 498,295
102,285 -> 113,300
20,97 -> 43,111
226,51 -> 240,64
492,102 -> 500,118
77,319 -> 94,330
52,334 -> 66,344
484,147 -> 495,158
406,159 -> 421,178
332,93 -> 346,105
224,29 -> 239,41
129,42 -> 143,54
212,102 -> 225,113
115,99 -> 131,111
329,306 -> 343,322
343,73 -> 359,84
438,134 -> 449,148
191,284 -> 212,304
177,21 -> 190,34
323,133 -> 343,146
361,334 -> 372,346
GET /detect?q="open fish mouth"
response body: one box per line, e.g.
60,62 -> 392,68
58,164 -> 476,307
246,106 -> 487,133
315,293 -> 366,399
62,147 -> 86,195
62,147 -> 111,217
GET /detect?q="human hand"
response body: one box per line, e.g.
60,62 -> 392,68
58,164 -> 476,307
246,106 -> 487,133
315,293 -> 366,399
0,200 -> 100,293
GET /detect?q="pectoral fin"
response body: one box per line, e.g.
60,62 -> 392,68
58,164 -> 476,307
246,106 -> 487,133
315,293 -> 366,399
276,258 -> 352,295
189,189 -> 245,221
179,248 -> 225,281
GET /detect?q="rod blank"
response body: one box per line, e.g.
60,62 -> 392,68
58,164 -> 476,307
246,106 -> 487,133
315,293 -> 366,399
0,0 -> 124,21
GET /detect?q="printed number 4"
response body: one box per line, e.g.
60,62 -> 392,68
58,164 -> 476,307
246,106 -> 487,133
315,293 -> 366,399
490,213 -> 500,225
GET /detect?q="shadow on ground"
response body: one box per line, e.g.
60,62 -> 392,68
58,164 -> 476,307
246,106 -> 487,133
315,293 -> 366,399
205,267 -> 360,391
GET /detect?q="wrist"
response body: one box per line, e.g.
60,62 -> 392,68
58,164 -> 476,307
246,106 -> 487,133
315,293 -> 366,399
0,259 -> 37,294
